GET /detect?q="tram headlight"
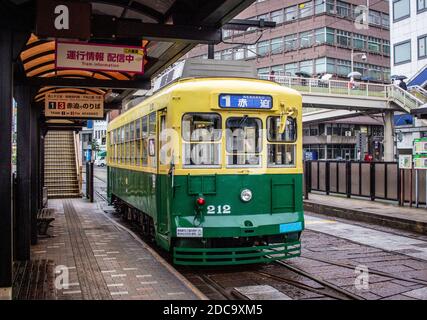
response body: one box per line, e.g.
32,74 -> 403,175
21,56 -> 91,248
240,189 -> 252,202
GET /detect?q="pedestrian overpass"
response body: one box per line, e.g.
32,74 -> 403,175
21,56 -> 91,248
259,74 -> 426,122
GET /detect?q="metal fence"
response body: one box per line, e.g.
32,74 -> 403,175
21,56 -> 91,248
305,160 -> 398,201
304,160 -> 427,205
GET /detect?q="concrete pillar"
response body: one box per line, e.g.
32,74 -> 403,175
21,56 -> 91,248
383,109 -> 395,162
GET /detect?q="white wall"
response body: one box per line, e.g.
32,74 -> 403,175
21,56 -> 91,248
390,0 -> 427,79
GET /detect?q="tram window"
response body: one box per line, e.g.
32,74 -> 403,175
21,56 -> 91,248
142,116 -> 148,165
182,113 -> 221,167
125,124 -> 130,142
136,140 -> 141,166
130,122 -> 135,141
130,140 -> 135,165
149,113 -> 156,136
226,117 -> 262,166
135,118 -> 141,139
142,116 -> 148,138
126,143 -> 130,164
267,116 -> 296,142
268,144 -> 295,167
182,113 -> 221,141
120,127 -> 124,143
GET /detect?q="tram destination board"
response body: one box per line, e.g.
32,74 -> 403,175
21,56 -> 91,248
45,93 -> 104,118
219,94 -> 272,109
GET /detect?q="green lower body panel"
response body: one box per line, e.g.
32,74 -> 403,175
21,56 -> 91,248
173,241 -> 301,266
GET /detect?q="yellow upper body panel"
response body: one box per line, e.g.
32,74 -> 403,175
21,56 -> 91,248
107,77 -> 303,175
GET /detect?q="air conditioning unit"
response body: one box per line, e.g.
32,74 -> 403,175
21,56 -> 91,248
345,131 -> 352,136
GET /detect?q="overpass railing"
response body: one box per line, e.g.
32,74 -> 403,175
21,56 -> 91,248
259,74 -> 387,98
259,74 -> 424,112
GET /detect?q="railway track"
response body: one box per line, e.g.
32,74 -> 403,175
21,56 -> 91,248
93,185 -> 426,301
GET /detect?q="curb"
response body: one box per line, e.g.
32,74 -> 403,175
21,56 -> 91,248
304,201 -> 427,235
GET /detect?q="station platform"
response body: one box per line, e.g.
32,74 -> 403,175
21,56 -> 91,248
25,198 -> 206,300
304,193 -> 427,234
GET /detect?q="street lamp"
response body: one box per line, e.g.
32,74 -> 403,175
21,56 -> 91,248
351,48 -> 367,76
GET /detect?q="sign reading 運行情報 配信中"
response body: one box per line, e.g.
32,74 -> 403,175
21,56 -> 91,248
56,41 -> 144,74
45,93 -> 104,119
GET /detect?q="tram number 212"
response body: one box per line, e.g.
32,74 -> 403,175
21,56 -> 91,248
207,205 -> 231,215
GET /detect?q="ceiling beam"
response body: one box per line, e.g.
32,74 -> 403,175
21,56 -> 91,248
91,16 -> 222,44
26,77 -> 151,90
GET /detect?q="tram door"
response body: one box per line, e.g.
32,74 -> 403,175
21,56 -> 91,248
157,110 -> 169,235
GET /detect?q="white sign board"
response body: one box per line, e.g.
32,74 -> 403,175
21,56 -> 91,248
56,41 -> 144,74
45,93 -> 104,118
176,227 -> 203,238
398,155 -> 412,169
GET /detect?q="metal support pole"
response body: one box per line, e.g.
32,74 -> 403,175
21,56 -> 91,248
383,110 -> 394,162
208,43 -> 214,59
415,169 -> 419,208
89,162 -> 94,203
0,28 -> 13,298
304,161 -> 309,200
15,85 -> 32,261
410,168 -> 413,207
86,161 -> 90,198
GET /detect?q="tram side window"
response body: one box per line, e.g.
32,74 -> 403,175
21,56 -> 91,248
226,117 -> 262,166
125,124 -> 130,164
149,112 -> 157,168
141,115 -> 148,166
135,119 -> 141,166
130,122 -> 135,165
267,116 -> 296,167
120,127 -> 125,164
182,113 -> 222,167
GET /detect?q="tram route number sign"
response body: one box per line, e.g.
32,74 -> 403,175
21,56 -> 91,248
219,94 -> 272,109
45,93 -> 104,118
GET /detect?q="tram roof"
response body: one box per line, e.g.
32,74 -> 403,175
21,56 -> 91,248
3,0 -> 256,129
107,77 -> 302,130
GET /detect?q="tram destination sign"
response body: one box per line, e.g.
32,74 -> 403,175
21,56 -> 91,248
45,93 -> 104,119
219,94 -> 272,109
56,41 -> 145,74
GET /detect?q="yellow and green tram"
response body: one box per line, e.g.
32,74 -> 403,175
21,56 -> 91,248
107,77 -> 304,265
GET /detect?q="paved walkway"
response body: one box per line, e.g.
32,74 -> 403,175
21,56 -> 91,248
31,198 -> 205,300
304,193 -> 427,234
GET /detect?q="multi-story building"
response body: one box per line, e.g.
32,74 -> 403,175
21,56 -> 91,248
185,0 -> 391,82
390,0 -> 427,80
389,0 -> 427,154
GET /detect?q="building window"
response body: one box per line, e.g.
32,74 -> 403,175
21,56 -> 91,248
419,35 -> 427,59
353,34 -> 366,50
233,47 -> 245,60
368,37 -> 381,53
271,37 -> 284,54
315,28 -> 325,44
299,59 -> 313,75
336,30 -> 351,47
418,0 -> 427,12
284,62 -> 297,76
383,40 -> 390,56
336,59 -> 351,76
368,10 -> 381,26
257,40 -> 270,56
285,5 -> 298,21
314,0 -> 325,14
271,9 -> 284,24
246,44 -> 256,58
299,1 -> 314,18
271,64 -> 284,76
284,34 -> 298,51
257,67 -> 269,76
381,13 -> 390,28
300,31 -> 313,48
393,0 -> 410,22
336,1 -> 350,17
315,57 -> 326,74
394,40 -> 411,65
326,28 -> 335,45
